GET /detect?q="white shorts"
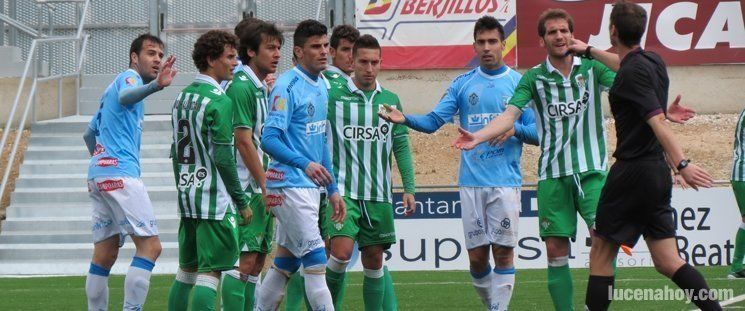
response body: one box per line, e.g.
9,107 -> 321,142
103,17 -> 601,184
268,187 -> 325,258
459,187 -> 520,249
88,177 -> 158,245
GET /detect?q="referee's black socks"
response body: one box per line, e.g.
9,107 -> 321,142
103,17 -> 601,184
585,275 -> 614,311
671,263 -> 722,311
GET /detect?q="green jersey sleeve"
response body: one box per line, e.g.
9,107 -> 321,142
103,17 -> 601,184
207,97 -> 235,145
593,60 -> 617,91
227,82 -> 257,129
508,70 -> 536,110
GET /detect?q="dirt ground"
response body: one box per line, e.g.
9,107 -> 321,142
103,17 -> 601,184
392,113 -> 738,187
0,129 -> 30,225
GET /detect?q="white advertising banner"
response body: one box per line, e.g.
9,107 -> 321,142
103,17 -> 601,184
346,187 -> 741,271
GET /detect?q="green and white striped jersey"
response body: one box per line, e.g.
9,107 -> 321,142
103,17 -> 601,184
732,108 -> 745,181
509,57 -> 616,180
226,65 -> 269,194
327,78 -> 408,203
171,74 -> 235,220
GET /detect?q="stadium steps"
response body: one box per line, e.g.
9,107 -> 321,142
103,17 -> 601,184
78,74 -> 197,115
0,116 -> 181,275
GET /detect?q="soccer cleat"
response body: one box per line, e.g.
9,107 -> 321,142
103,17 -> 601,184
727,270 -> 745,279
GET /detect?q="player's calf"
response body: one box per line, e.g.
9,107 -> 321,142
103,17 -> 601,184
255,254 -> 301,310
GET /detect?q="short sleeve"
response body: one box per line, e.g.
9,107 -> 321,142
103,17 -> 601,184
593,60 -> 617,91
508,71 -> 536,110
616,65 -> 663,120
431,78 -> 461,123
264,81 -> 293,132
208,97 -> 235,145
227,82 -> 256,129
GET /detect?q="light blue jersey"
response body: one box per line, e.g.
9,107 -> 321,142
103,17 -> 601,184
409,66 -> 538,187
87,69 -> 145,179
263,66 -> 332,189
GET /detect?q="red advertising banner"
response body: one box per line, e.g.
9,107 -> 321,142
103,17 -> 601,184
516,0 -> 745,67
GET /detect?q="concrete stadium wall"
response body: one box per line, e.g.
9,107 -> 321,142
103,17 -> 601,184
0,77 -> 77,127
379,65 -> 745,115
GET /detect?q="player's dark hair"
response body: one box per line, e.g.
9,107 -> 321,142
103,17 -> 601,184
234,17 -> 260,38
610,0 -> 647,47
192,30 -> 237,72
129,33 -> 163,66
473,16 -> 505,41
239,21 -> 283,63
537,9 -> 574,37
330,25 -> 360,49
293,19 -> 327,48
352,34 -> 381,56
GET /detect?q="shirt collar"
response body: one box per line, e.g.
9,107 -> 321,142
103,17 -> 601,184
194,73 -> 223,90
241,65 -> 267,90
326,65 -> 351,80
293,65 -> 319,85
476,65 -> 510,79
347,77 -> 382,97
545,56 -> 582,74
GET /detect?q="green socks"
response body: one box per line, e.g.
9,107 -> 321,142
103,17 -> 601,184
168,270 -> 196,311
734,226 -> 745,273
285,273 -> 309,311
221,271 -> 246,311
363,269 -> 385,311
245,274 -> 259,310
382,266 -> 398,311
326,267 -> 347,310
191,275 -> 219,311
547,263 -> 574,311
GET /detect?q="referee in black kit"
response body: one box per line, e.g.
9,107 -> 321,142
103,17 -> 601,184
575,1 -> 721,310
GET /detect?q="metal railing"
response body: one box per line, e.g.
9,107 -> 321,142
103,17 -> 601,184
0,0 -> 90,204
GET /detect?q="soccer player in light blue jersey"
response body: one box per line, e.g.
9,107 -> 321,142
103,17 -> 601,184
83,34 -> 176,311
254,19 -> 346,311
380,16 -> 538,311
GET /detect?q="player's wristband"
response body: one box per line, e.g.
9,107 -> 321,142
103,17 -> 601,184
584,46 -> 594,60
676,159 -> 690,171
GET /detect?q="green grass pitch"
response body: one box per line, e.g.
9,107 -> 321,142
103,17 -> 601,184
1,266 -> 742,310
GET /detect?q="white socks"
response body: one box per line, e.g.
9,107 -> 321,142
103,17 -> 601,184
304,266 -> 334,310
254,267 -> 289,310
471,267 -> 494,309
123,257 -> 155,311
86,263 -> 110,311
492,267 -> 516,311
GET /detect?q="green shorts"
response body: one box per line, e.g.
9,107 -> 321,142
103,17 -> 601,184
178,213 -> 240,273
239,194 -> 274,254
537,170 -> 607,240
732,181 -> 745,216
325,197 -> 397,249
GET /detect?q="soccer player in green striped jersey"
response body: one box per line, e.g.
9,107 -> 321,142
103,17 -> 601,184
220,20 -> 283,310
730,107 -> 745,279
324,34 -> 416,311
453,9 -> 694,310
167,30 -> 252,311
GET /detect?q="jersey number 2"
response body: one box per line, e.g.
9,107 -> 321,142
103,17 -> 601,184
177,119 -> 195,164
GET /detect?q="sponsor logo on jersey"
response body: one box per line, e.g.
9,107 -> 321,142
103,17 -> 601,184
266,169 -> 285,181
265,194 -> 285,207
93,143 -> 105,156
467,113 -> 499,126
239,75 -> 249,81
178,167 -> 208,188
97,179 -> 124,192
306,120 -> 327,136
342,123 -> 391,142
96,157 -> 119,167
125,76 -> 137,86
468,92 -> 479,105
272,96 -> 287,111
546,87 -> 590,119
364,0 -> 392,15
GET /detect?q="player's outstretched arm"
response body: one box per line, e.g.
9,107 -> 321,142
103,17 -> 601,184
666,95 -> 695,124
119,55 -> 177,105
647,114 -> 713,190
453,106 -> 522,150
568,38 -> 620,71
379,105 -> 447,134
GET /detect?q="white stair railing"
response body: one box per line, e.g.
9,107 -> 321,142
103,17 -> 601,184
0,0 -> 91,205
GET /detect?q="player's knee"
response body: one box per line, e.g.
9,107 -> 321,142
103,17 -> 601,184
93,250 -> 118,268
273,256 -> 301,276
469,257 -> 489,272
302,248 -> 328,275
493,245 -> 515,268
652,257 -> 683,277
545,239 -> 569,258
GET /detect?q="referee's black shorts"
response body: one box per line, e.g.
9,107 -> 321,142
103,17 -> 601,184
595,158 -> 676,248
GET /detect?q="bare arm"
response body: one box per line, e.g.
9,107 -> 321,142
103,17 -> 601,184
568,39 -> 620,71
234,128 -> 266,194
647,114 -> 712,189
